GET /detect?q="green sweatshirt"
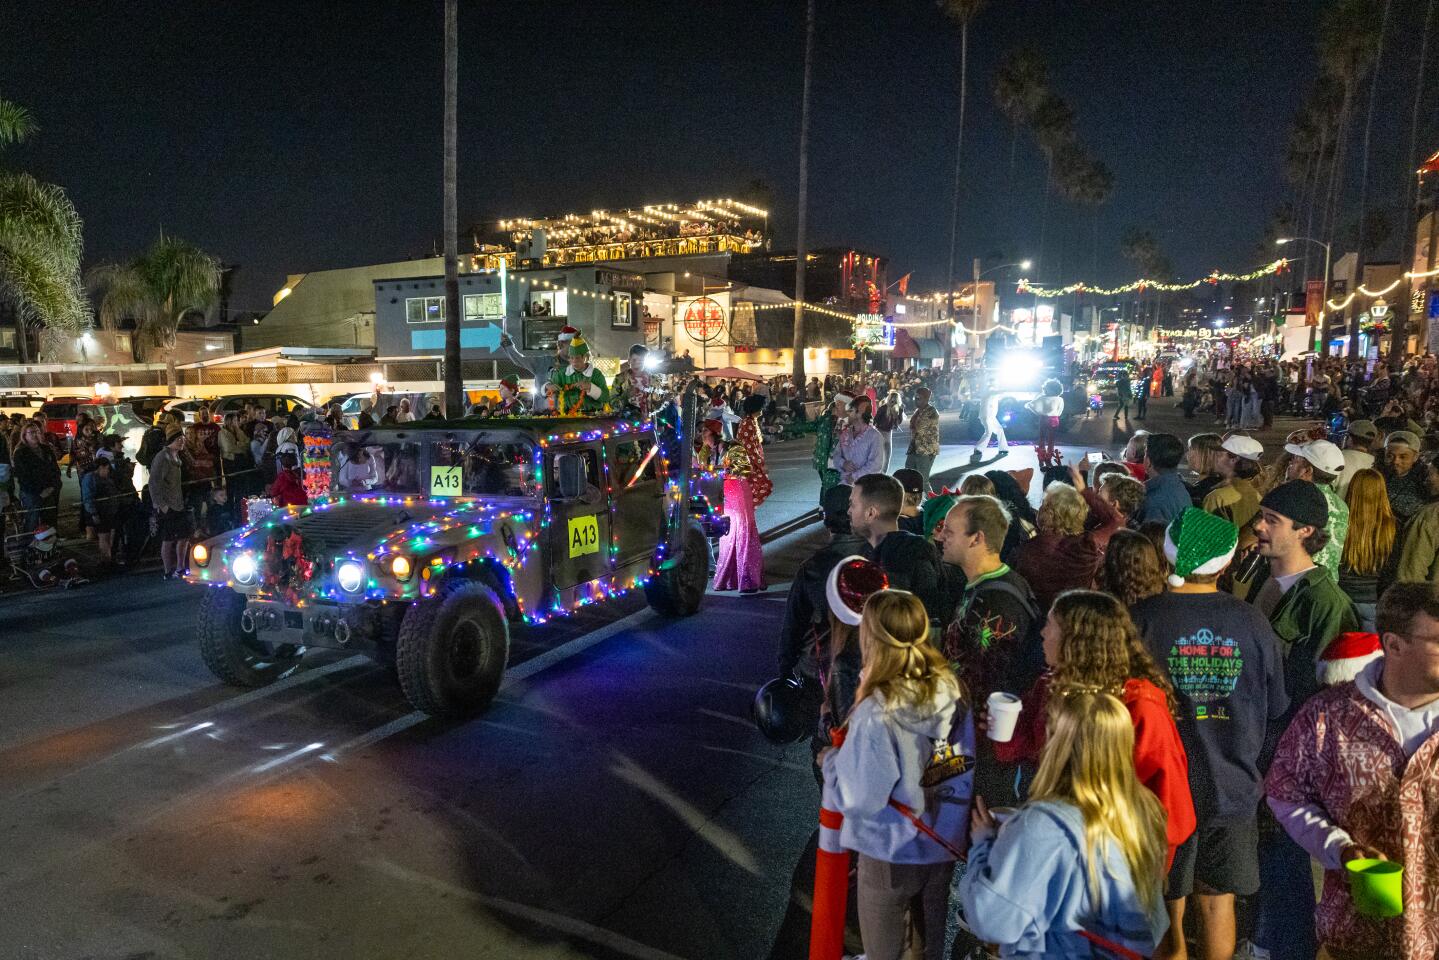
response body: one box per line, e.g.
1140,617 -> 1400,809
1268,566 -> 1359,712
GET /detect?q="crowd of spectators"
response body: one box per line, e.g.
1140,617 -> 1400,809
772,357 -> 1439,960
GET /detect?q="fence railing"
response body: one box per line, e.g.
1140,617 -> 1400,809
0,359 -> 536,393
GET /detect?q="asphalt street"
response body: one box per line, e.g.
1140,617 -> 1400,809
0,395 -> 1303,959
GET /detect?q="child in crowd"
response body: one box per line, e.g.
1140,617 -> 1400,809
822,589 -> 973,960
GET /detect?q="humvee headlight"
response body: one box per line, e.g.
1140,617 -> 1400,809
336,560 -> 365,593
231,552 -> 257,584
192,543 -> 210,567
390,555 -> 413,581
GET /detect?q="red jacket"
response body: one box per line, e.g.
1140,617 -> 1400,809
268,470 -> 309,508
994,674 -> 1197,870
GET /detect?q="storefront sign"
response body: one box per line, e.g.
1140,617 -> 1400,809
682,297 -> 726,342
595,269 -> 643,291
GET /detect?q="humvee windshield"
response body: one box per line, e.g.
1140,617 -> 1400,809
331,438 -> 538,498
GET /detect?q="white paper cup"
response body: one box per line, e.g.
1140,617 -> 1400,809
986,691 -> 1023,743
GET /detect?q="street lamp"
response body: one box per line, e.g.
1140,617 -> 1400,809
1276,236 -> 1332,356
966,258 -> 1033,354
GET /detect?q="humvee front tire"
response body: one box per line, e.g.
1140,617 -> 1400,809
395,581 -> 510,719
197,588 -> 304,687
645,523 -> 708,617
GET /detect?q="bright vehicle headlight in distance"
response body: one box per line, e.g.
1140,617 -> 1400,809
995,353 -> 1041,389
231,552 -> 257,584
336,560 -> 365,593
390,555 -> 413,581
192,543 -> 209,567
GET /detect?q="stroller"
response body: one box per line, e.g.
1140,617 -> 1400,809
5,524 -> 89,590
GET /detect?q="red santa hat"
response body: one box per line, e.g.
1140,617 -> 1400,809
557,325 -> 580,343
825,556 -> 888,626
1316,631 -> 1384,686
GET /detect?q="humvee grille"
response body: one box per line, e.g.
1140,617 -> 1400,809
288,510 -> 401,555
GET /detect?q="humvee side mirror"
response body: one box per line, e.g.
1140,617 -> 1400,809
556,454 -> 586,499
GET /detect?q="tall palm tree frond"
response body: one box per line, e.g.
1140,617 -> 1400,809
993,46 -> 1048,125
0,97 -> 38,149
86,262 -> 156,331
0,172 -> 89,334
937,0 -> 985,25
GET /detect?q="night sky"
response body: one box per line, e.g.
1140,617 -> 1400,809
9,0 -> 1421,315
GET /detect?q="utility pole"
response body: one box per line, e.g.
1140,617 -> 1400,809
790,0 -> 814,389
442,0 -> 462,416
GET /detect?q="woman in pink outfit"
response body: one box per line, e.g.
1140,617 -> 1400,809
712,441 -> 766,593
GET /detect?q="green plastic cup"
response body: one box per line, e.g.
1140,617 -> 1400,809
1346,858 -> 1403,918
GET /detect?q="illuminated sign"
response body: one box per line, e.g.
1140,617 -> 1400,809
568,515 -> 600,557
681,297 -> 726,343
429,466 -> 463,497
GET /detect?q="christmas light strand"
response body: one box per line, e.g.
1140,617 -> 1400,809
1017,259 -> 1290,299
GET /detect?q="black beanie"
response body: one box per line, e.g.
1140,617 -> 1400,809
1260,479 -> 1328,530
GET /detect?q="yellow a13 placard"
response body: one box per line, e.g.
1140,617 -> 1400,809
567,515 -> 600,558
429,465 -> 463,497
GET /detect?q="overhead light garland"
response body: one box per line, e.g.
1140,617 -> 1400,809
1017,259 -> 1290,299
1324,266 -> 1439,311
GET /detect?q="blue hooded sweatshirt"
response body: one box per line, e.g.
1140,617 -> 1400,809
822,679 -> 973,864
959,800 -> 1168,958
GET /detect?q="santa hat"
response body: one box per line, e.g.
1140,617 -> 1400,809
1317,632 -> 1383,686
826,556 -> 888,626
557,325 -> 580,343
1163,507 -> 1238,588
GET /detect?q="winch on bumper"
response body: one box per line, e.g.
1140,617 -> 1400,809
240,599 -> 381,651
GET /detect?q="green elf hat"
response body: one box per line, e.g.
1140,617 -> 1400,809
1163,507 -> 1239,588
920,493 -> 958,539
568,335 -> 591,357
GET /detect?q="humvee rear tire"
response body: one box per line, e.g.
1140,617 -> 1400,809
197,588 -> 305,687
645,523 -> 708,617
395,581 -> 510,719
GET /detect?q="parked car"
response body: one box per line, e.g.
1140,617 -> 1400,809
166,394 -> 314,423
39,398 -> 148,459
0,392 -> 45,419
183,398 -> 725,718
121,395 -> 182,424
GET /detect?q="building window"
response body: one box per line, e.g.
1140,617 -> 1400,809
463,292 -> 503,321
611,291 -> 634,329
406,296 -> 445,323
527,289 -> 566,318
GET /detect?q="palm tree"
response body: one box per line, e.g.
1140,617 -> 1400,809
1317,0 -> 1382,245
442,0 -> 461,415
1393,0 -> 1435,358
88,235 -> 220,388
0,96 -> 89,362
791,0 -> 815,388
938,0 -> 986,365
993,46 -> 1047,198
1346,0 -> 1393,358
1030,93 -> 1076,278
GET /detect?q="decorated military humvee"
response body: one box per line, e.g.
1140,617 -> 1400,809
184,394 -> 725,718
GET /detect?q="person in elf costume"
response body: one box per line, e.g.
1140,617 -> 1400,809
812,392 -> 849,505
611,344 -> 653,418
550,335 -> 610,415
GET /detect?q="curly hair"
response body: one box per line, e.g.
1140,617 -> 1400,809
1049,589 -> 1177,716
1100,529 -> 1167,607
1037,482 -> 1087,536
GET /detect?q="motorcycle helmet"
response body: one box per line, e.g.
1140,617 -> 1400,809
752,675 -> 814,744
